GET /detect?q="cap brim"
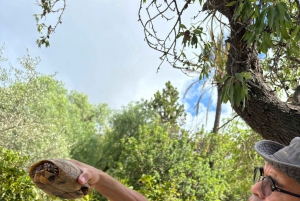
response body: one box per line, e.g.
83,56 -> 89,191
255,140 -> 284,157
255,140 -> 300,184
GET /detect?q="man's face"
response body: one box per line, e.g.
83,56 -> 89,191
250,163 -> 300,201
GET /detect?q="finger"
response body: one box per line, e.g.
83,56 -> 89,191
78,172 -> 89,184
69,160 -> 89,184
69,160 -> 97,186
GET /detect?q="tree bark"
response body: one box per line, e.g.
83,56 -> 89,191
204,0 -> 300,145
212,84 -> 223,133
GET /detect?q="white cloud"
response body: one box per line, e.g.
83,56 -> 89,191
1,0 -> 234,132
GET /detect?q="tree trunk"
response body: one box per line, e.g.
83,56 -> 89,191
212,84 -> 223,133
204,0 -> 300,145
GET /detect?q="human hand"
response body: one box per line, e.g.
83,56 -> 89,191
69,159 -> 148,201
69,160 -> 101,187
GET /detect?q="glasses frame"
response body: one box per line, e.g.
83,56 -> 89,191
253,166 -> 300,198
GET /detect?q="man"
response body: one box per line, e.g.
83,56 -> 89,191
72,137 -> 300,201
251,137 -> 300,200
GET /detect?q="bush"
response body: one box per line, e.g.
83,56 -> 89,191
0,147 -> 94,201
0,147 -> 36,200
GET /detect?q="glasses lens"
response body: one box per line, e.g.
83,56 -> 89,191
253,167 -> 262,184
261,177 -> 272,197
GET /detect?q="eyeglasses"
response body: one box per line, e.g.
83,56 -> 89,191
253,167 -> 300,198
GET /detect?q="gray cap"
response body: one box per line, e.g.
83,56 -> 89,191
255,137 -> 300,183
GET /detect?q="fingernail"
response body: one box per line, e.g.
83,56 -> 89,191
80,176 -> 86,184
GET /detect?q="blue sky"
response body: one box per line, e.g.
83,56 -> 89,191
185,82 -> 218,115
0,0 -> 232,131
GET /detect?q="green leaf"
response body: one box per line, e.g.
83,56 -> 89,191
280,25 -> 290,39
45,41 -> 50,48
267,6 -> 276,28
235,73 -> 243,82
241,0 -> 251,21
193,29 -> 202,35
229,84 -> 234,105
260,41 -> 267,53
234,2 -> 244,20
222,77 -> 232,103
253,4 -> 260,18
284,12 -> 292,26
218,74 -> 230,84
180,24 -> 187,29
176,32 -> 184,39
291,27 -> 300,39
221,88 -> 228,103
33,14 -> 39,23
247,34 -> 257,46
263,31 -> 272,46
242,83 -> 248,96
234,83 -> 242,107
241,82 -> 245,100
286,46 -> 291,57
275,16 -> 280,36
243,31 -> 253,41
225,1 -> 237,6
240,72 -> 251,79
292,41 -> 300,54
276,2 -> 286,23
255,9 -> 267,32
261,32 -> 273,53
191,34 -> 198,48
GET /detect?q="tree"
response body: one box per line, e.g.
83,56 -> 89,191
201,120 -> 264,200
147,81 -> 186,126
68,91 -> 111,167
96,101 -> 158,172
139,0 -> 300,144
0,50 -> 71,164
0,49 -> 111,168
109,122 -> 228,201
97,81 -> 188,173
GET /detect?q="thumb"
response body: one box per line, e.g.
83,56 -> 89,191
78,171 -> 90,184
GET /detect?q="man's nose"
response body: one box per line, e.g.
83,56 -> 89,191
250,180 -> 265,200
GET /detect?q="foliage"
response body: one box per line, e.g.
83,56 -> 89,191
0,147 -> 35,200
0,48 -> 266,200
139,0 -> 300,103
96,101 -> 158,171
201,120 -> 264,201
139,0 -> 300,143
220,72 -> 252,107
233,0 -> 300,96
97,82 -> 186,172
0,146 -> 94,201
67,91 -> 111,167
109,122 -> 228,201
0,50 -> 71,164
94,103 -> 264,201
0,49 -> 111,167
34,0 -> 66,48
147,81 -> 186,126
92,85 -> 264,201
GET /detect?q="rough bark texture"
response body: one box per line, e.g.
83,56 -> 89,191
205,0 -> 300,145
